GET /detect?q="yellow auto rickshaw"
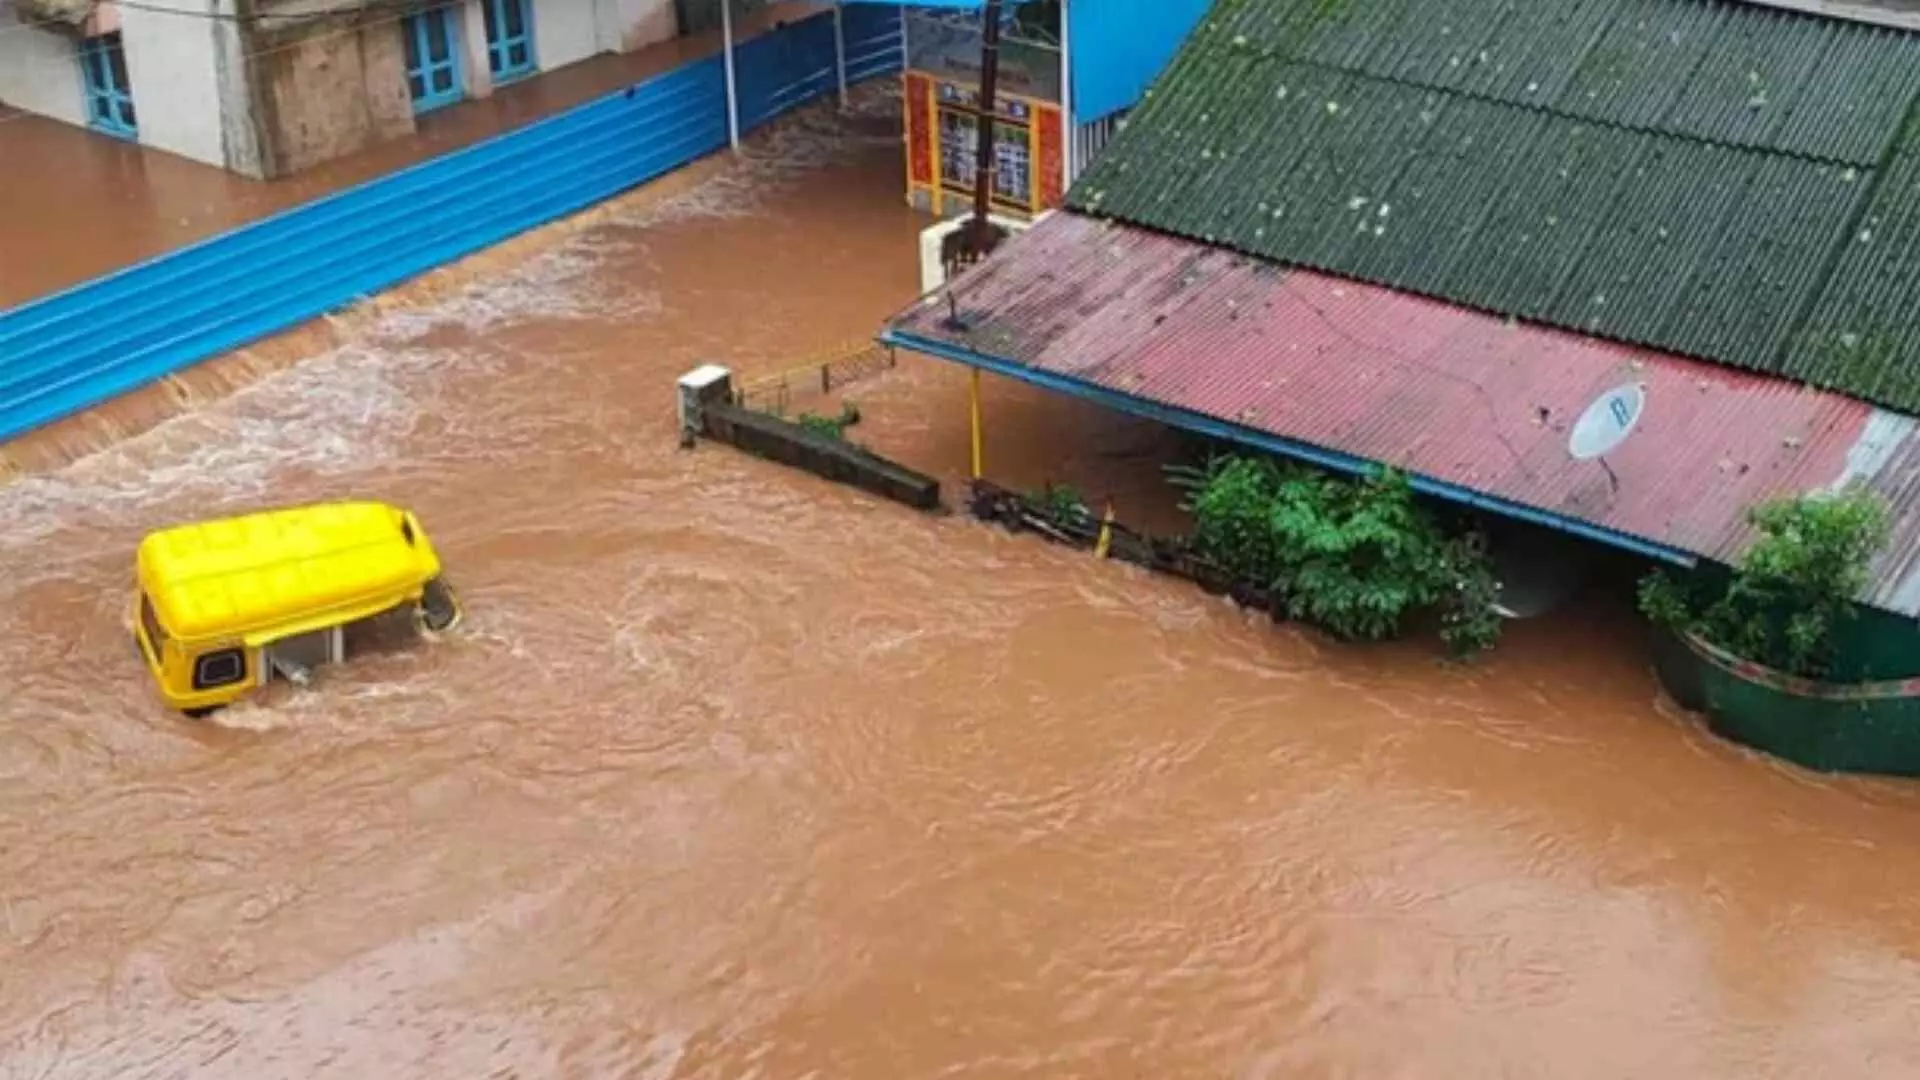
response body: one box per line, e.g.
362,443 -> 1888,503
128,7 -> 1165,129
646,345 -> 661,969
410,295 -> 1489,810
130,501 -> 462,716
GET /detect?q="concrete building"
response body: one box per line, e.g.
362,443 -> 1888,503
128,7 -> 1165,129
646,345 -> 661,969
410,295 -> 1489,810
0,0 -> 680,177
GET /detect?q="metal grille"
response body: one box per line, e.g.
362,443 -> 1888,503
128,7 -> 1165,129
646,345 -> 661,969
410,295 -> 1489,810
1070,111 -> 1123,183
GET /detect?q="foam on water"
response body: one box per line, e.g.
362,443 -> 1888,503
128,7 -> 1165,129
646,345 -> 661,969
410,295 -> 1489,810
612,83 -> 899,229
0,89 -> 903,556
0,129 -> 837,549
0,340 -> 483,553
374,237 -> 664,342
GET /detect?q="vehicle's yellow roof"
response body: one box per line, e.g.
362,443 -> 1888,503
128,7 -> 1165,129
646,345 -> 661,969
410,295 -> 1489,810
137,501 -> 441,641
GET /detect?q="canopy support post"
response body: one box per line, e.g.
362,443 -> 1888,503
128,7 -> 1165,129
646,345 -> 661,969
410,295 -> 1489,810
969,367 -> 985,479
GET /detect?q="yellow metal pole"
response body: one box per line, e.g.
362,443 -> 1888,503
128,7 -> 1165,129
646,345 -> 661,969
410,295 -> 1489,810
969,367 -> 984,479
1093,502 -> 1114,560
1027,100 -> 1043,214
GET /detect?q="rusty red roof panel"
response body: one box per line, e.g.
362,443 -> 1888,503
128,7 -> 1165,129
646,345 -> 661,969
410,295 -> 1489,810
886,211 -> 1920,617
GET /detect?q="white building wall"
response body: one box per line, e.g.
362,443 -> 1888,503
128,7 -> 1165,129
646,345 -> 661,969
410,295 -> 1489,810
536,0 -> 679,72
594,0 -> 677,54
119,1 -> 230,167
534,0 -> 602,70
0,8 -> 88,126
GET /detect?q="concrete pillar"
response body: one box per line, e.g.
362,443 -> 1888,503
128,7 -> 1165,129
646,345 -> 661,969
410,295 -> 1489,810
678,364 -> 735,446
461,0 -> 494,99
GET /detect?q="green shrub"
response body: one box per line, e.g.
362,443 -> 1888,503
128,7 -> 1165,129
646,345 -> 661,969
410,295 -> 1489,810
796,401 -> 862,441
1637,488 -> 1889,679
1028,482 -> 1091,524
1169,455 -> 1502,657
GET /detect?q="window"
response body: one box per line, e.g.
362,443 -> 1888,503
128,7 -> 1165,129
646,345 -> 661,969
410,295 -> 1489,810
402,9 -> 463,114
138,594 -> 168,661
937,110 -> 976,190
78,32 -> 136,138
937,111 -> 1034,208
483,0 -> 535,83
192,648 -> 247,691
993,126 -> 1030,207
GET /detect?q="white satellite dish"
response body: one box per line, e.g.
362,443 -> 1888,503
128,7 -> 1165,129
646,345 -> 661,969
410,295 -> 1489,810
1568,382 -> 1646,461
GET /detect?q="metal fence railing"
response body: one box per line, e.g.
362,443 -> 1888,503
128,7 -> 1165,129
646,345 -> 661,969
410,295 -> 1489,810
732,341 -> 899,416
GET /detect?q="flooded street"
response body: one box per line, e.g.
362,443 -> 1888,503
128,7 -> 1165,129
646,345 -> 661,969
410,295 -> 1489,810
5,100 -> 1920,1078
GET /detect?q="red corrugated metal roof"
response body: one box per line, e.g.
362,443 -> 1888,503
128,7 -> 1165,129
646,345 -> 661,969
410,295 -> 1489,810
886,211 -> 1920,617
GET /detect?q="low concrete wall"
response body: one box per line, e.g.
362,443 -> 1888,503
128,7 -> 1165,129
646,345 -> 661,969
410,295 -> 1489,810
966,478 -> 1276,610
701,401 -> 941,511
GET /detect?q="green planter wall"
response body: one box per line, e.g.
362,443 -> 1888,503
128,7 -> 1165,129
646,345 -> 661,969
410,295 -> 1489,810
1654,628 -> 1920,777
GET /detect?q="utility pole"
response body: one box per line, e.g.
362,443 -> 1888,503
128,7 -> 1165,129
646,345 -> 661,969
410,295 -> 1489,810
965,0 -> 1007,259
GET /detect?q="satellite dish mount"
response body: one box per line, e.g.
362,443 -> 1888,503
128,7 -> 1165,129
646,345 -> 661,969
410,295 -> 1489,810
1567,381 -> 1647,494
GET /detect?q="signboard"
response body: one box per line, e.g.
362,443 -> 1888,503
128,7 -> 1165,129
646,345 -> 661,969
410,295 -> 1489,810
905,10 -> 1062,103
1568,382 -> 1646,461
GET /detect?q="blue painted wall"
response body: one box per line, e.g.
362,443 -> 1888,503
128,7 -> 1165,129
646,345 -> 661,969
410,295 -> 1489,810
1070,0 -> 1211,124
0,6 -> 902,445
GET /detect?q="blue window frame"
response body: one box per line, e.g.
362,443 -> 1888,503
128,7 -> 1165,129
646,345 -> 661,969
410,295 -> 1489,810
483,0 -> 536,83
402,8 -> 463,114
78,32 -> 136,138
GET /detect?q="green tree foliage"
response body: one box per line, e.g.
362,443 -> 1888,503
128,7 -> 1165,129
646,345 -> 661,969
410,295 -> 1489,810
1169,455 -> 1503,657
1638,488 -> 1890,679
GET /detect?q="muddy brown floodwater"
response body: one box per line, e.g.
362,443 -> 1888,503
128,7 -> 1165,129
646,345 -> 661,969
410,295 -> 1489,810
4,99 -> 1920,1080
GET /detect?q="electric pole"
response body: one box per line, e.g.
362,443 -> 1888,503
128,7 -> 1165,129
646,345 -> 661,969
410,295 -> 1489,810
966,0 -> 1006,259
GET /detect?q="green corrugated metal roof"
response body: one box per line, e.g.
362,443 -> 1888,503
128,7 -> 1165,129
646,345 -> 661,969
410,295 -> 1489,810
1068,0 -> 1920,412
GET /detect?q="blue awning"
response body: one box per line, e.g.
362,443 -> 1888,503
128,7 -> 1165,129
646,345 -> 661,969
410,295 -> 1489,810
838,1 -> 1034,7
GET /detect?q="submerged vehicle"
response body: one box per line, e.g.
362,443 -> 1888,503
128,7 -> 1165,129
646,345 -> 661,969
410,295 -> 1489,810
131,501 -> 462,716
